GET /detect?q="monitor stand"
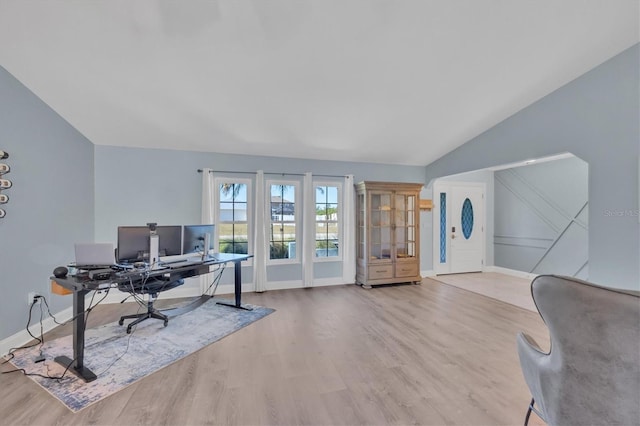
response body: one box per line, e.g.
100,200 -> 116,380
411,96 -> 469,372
149,232 -> 160,269
201,232 -> 211,261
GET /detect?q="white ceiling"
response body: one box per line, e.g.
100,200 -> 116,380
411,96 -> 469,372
0,1 -> 638,166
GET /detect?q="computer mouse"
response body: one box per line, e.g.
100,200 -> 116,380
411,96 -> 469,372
53,266 -> 68,278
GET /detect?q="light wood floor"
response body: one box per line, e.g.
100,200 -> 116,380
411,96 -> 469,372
430,272 -> 537,312
0,279 -> 548,426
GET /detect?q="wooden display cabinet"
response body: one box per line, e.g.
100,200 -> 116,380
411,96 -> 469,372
355,181 -> 423,288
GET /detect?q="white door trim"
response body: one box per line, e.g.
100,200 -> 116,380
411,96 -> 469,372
433,181 -> 486,275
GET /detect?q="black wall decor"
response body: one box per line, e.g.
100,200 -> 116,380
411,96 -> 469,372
0,150 -> 11,218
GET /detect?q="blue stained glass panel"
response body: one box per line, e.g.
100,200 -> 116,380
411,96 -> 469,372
440,193 -> 446,263
461,198 -> 474,239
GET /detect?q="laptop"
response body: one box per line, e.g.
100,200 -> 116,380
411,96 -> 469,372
74,243 -> 115,269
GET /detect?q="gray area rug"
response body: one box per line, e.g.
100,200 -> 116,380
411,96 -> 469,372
9,298 -> 275,412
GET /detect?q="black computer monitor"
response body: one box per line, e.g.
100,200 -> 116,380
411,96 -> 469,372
183,224 -> 215,255
157,225 -> 183,257
117,225 -> 183,263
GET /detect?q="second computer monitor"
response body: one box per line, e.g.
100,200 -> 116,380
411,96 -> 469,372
156,226 -> 183,257
116,225 -> 182,263
183,224 -> 215,255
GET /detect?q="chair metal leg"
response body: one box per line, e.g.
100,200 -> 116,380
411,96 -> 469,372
524,398 -> 535,426
525,398 -> 545,425
118,294 -> 168,333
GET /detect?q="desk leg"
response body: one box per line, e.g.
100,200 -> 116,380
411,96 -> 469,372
216,259 -> 253,311
54,289 -> 97,382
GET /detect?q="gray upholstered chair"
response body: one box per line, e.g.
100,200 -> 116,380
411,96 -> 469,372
517,275 -> 640,426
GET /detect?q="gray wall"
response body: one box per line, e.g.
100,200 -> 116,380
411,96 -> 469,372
425,44 -> 639,289
0,66 -> 94,340
94,145 -> 426,285
494,156 -> 589,278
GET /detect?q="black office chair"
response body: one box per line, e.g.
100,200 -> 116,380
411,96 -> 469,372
118,277 -> 184,334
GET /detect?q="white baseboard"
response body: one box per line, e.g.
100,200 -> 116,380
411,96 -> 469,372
421,270 -> 436,277
1,305 -> 74,358
263,278 -> 347,292
485,266 -> 537,281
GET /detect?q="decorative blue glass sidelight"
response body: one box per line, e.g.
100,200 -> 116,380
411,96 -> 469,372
440,192 -> 446,263
461,198 -> 474,239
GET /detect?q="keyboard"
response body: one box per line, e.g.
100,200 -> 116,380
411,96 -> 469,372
163,258 -> 201,269
75,264 -> 114,270
164,255 -> 219,269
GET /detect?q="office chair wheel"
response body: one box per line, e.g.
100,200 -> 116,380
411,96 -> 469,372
126,325 -> 133,334
163,319 -> 168,327
118,318 -> 124,326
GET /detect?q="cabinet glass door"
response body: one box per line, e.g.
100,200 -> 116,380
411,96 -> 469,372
395,193 -> 417,259
370,193 -> 392,260
357,193 -> 365,261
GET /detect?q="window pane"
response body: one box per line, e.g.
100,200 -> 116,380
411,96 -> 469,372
315,184 -> 340,258
219,240 -> 248,254
218,223 -> 234,239
269,183 -> 296,260
270,223 -> 296,241
326,223 -> 339,234
270,224 -> 284,243
326,186 -> 338,200
232,223 -> 248,239
217,182 -> 250,255
233,205 -> 247,221
219,183 -> 247,202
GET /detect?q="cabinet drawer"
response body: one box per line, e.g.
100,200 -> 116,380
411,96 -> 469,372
368,264 -> 393,280
396,263 -> 419,277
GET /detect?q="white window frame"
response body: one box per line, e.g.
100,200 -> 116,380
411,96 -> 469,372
314,181 -> 342,263
214,177 -> 252,265
266,179 -> 300,265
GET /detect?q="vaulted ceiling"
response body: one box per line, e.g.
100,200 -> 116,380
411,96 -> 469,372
0,1 -> 638,165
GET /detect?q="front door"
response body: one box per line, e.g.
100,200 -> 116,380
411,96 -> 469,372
434,182 -> 485,275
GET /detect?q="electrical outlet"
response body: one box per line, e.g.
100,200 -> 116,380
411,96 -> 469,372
28,292 -> 42,306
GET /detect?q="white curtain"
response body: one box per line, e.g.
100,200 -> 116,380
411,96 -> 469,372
302,172 -> 315,287
342,174 -> 356,284
200,168 -> 215,294
253,170 -> 267,292
201,168 -> 215,225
